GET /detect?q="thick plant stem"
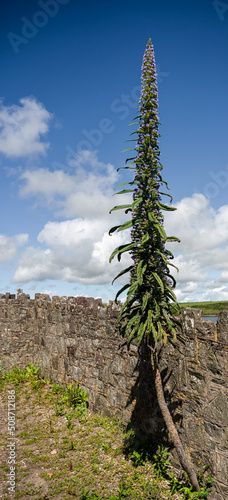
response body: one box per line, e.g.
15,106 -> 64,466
152,352 -> 200,492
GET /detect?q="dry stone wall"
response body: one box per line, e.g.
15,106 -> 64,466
0,289 -> 227,499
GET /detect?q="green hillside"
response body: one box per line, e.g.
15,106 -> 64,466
178,301 -> 228,315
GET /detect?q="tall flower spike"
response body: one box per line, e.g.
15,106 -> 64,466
109,40 -> 200,493
109,38 -> 180,347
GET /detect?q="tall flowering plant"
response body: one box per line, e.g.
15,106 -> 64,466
109,39 -> 200,492
109,39 -> 179,347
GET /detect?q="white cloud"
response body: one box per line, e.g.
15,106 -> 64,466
0,233 -> 28,263
19,150 -> 128,218
164,193 -> 228,301
0,97 -> 52,158
19,169 -> 73,200
15,149 -> 228,302
14,151 -> 133,287
13,219 -> 131,285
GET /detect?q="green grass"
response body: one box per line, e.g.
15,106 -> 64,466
0,364 -> 213,499
178,300 -> 228,315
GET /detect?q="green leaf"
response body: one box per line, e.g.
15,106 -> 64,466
166,236 -> 181,242
132,197 -> 143,210
168,261 -> 179,272
115,284 -> 130,301
151,189 -> 157,200
109,204 -> 132,214
109,242 -> 136,263
137,318 -> 149,343
154,224 -> 167,240
117,165 -> 136,171
148,320 -> 158,342
109,225 -> 121,235
126,280 -> 140,298
127,325 -> 139,344
125,157 -> 136,163
117,220 -> 133,232
122,148 -> 136,152
125,312 -> 140,333
112,265 -> 133,284
141,233 -> 150,245
137,260 -> 147,285
160,192 -> 173,202
164,273 -> 176,288
165,288 -> 178,302
156,202 -> 176,211
114,189 -> 135,195
114,181 -> 136,189
148,212 -> 158,223
152,272 -> 165,294
142,292 -> 150,311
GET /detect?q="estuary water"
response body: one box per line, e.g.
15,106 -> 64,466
203,316 -> 218,322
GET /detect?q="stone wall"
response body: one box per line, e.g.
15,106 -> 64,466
0,289 -> 227,499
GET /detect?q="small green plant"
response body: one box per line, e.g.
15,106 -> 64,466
25,363 -> 42,380
101,442 -> 111,452
31,379 -> 46,390
66,382 -> 88,408
152,445 -> 171,477
66,415 -> 73,430
52,382 -> 64,394
3,366 -> 27,384
130,449 -> 147,467
167,465 -> 213,499
54,402 -> 65,416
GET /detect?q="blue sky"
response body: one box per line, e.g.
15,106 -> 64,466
1,0 -> 228,302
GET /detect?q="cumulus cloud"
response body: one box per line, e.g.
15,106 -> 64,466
19,150 -> 130,218
14,149 -> 228,302
0,97 -> 52,158
164,193 -> 228,301
14,150 -> 132,287
13,219 -> 131,285
0,233 -> 28,263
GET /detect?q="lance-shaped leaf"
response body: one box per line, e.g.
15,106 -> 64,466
137,317 -> 149,344
109,225 -> 121,235
137,260 -> 147,285
148,211 -> 159,223
109,242 -> 136,263
112,265 -> 133,285
160,192 -> 173,202
117,220 -> 133,232
156,201 -> 177,211
152,272 -> 165,294
141,233 -> 150,245
109,204 -> 132,214
117,165 -> 136,171
114,181 -> 137,189
132,197 -> 143,210
115,283 -> 130,302
154,224 -> 167,240
114,189 -> 135,195
166,236 -> 181,242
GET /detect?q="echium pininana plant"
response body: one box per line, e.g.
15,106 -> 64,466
109,39 -> 201,493
109,38 -> 180,348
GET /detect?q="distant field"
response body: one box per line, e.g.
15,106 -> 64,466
178,301 -> 228,315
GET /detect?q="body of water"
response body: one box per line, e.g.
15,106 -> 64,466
203,316 -> 218,322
